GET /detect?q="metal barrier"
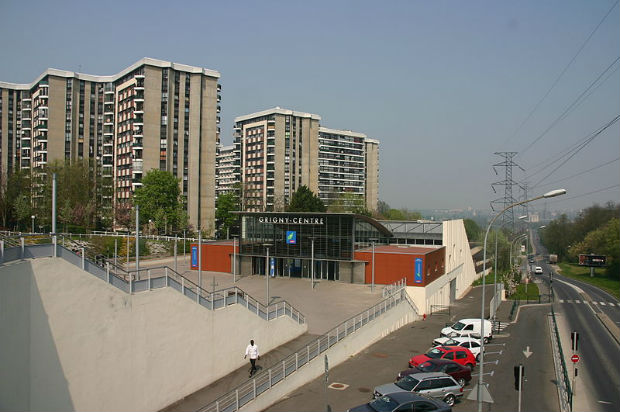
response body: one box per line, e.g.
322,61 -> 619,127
0,234 -> 305,325
197,289 -> 416,412
550,306 -> 573,411
382,277 -> 406,298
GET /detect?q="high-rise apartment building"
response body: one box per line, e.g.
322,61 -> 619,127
226,107 -> 379,212
0,58 -> 221,232
233,107 -> 321,212
215,144 -> 239,198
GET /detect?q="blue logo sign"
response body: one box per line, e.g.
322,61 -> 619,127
191,246 -> 198,267
286,231 -> 297,244
414,258 -> 423,284
270,257 -> 275,277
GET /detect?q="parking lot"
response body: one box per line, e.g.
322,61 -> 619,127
265,284 -> 559,412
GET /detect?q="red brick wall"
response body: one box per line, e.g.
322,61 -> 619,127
354,247 -> 445,286
190,244 -> 233,273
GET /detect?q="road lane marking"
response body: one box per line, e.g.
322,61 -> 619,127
600,302 -> 606,306
608,302 -> 615,307
575,300 -> 581,303
597,400 -> 613,405
560,299 -> 565,303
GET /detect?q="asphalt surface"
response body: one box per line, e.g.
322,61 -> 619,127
265,285 -> 559,412
531,233 -> 620,412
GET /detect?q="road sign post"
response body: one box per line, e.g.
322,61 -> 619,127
514,364 -> 525,412
571,331 -> 579,351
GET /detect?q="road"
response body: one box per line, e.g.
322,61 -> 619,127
531,232 -> 620,412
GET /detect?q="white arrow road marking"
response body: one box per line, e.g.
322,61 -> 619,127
523,346 -> 533,358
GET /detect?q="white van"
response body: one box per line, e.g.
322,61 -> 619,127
440,318 -> 493,343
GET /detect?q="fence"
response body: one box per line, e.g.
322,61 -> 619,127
382,277 -> 406,298
197,289 -> 415,412
0,234 -> 305,325
550,306 -> 573,411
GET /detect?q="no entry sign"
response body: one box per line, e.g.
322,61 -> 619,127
571,354 -> 580,363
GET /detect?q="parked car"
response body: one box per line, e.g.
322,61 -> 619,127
409,346 -> 476,370
432,332 -> 480,347
374,372 -> 463,407
432,336 -> 483,361
347,391 -> 452,412
397,359 -> 472,387
534,266 -> 543,274
440,318 -> 492,343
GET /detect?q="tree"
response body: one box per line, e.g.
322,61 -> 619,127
287,185 -> 326,212
327,192 -> 371,216
133,170 -> 185,234
463,219 -> 481,242
215,191 -> 240,238
569,218 -> 619,279
0,169 -> 31,229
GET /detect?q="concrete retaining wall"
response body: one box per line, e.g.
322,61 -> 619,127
240,300 -> 418,412
0,258 -> 306,412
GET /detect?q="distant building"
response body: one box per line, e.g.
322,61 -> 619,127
0,58 -> 221,232
223,107 -> 379,212
215,144 -> 238,198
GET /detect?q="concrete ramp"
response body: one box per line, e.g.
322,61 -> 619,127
0,258 -> 306,412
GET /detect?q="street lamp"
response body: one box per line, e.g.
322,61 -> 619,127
31,215 -> 35,233
369,238 -> 378,292
232,235 -> 238,283
309,237 -> 315,290
477,188 -> 566,411
263,243 -> 273,307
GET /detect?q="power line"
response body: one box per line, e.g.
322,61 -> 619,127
525,62 -> 620,177
500,0 -> 620,150
532,114 -> 620,187
534,157 -> 619,189
519,55 -> 620,156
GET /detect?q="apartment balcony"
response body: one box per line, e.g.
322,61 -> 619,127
133,160 -> 143,173
134,92 -> 144,102
132,139 -> 143,150
134,83 -> 144,91
134,72 -> 145,79
104,84 -> 115,94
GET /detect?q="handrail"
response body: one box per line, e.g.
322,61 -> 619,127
0,234 -> 305,325
551,306 -> 573,410
197,289 -> 417,412
382,277 -> 406,298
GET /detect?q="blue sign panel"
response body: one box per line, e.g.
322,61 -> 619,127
191,246 -> 198,268
270,257 -> 275,277
414,258 -> 423,284
286,231 -> 297,244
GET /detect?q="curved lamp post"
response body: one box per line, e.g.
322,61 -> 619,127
477,189 -> 566,411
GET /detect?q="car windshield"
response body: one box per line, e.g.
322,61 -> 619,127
418,361 -> 435,372
444,339 -> 458,346
369,395 -> 399,412
452,321 -> 466,331
426,348 -> 444,359
395,375 -> 420,391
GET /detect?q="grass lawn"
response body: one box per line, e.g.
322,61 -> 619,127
507,282 -> 540,301
557,263 -> 620,300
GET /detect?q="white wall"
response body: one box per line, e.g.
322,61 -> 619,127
404,220 -> 477,315
240,299 -> 418,412
0,258 -> 306,412
442,219 -> 477,298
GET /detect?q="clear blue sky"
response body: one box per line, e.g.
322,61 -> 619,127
2,0 -> 618,214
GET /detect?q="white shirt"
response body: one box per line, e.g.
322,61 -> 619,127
245,344 -> 259,359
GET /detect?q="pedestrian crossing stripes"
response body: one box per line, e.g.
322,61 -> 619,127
559,299 -> 617,307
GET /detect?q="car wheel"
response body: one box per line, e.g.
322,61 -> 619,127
443,394 -> 456,406
476,353 -> 481,362
457,377 -> 466,387
483,337 -> 489,344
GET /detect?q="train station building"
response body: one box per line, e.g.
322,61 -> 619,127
192,212 -> 478,314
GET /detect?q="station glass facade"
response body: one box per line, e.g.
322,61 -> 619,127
237,212 -> 391,280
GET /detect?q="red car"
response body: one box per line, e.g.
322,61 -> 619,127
409,346 -> 476,370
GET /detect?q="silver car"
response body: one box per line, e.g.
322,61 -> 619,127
374,372 -> 463,406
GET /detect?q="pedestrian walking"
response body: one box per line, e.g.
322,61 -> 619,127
244,339 -> 260,377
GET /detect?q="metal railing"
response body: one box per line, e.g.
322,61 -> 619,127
197,289 -> 416,412
382,277 -> 406,298
430,304 -> 451,316
550,306 -> 573,411
0,234 -> 305,325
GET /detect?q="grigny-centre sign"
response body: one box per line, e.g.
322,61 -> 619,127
258,216 -> 325,225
